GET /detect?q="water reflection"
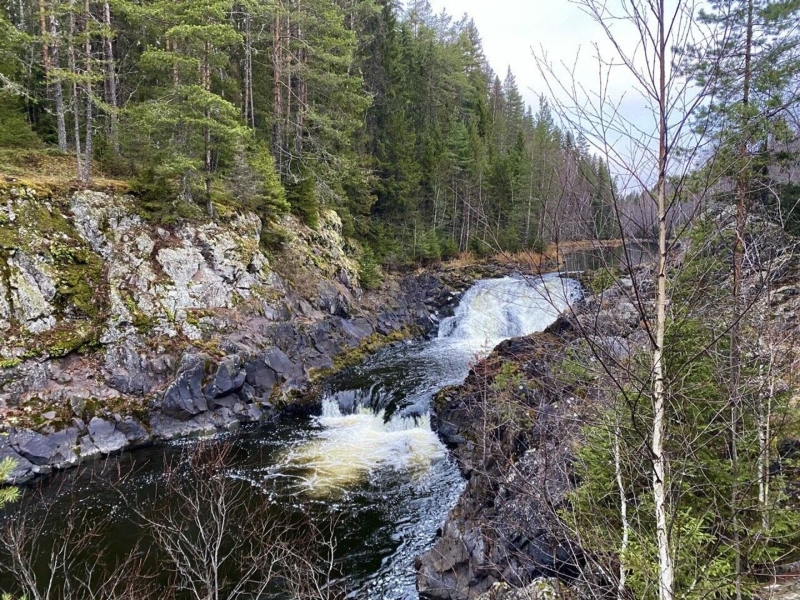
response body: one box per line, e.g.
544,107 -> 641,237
561,241 -> 659,272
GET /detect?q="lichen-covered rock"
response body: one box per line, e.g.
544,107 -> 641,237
8,252 -> 56,333
0,277 -> 11,331
1,186 -> 462,482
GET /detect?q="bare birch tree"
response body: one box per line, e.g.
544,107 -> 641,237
532,1 -> 724,599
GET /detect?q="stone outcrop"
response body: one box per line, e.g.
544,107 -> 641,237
0,187 -> 461,483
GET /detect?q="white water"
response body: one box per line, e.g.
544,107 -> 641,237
438,274 -> 579,347
282,274 -> 580,496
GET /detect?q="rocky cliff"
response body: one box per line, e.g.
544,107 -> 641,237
0,186 -> 457,482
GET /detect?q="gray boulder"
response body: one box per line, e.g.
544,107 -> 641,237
85,417 -> 128,454
161,353 -> 210,419
262,347 -> 297,378
115,416 -> 150,446
203,355 -> 246,399
10,429 -> 59,465
46,428 -> 80,468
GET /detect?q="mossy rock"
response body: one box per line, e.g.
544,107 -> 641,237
0,192 -> 110,327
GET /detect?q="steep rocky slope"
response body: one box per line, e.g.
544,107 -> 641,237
417,270 -> 653,599
0,186 -> 457,482
417,204 -> 800,599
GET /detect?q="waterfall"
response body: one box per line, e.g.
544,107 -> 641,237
284,400 -> 445,496
437,274 -> 580,347
281,274 -> 580,496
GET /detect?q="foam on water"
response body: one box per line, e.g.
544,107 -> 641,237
282,400 -> 445,496
280,274 -> 580,498
438,274 -> 579,348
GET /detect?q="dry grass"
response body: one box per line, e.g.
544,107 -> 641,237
439,240 -> 625,274
0,148 -> 129,195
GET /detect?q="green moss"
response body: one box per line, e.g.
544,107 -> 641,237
0,357 -> 21,369
121,290 -> 155,334
185,308 -> 215,326
0,191 -> 109,323
53,245 -> 106,318
310,327 -> 415,383
40,323 -> 101,358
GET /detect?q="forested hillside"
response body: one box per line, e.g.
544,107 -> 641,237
0,0 -> 618,264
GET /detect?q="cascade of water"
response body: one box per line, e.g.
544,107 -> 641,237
283,274 -> 581,496
437,274 -> 580,347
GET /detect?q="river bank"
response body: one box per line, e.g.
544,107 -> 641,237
417,203 -> 800,599
0,272 -> 579,599
417,267 -> 654,599
0,185 -> 544,483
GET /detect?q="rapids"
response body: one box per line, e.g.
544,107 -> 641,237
2,274 -> 580,600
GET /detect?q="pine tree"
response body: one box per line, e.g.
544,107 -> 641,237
126,0 -> 244,212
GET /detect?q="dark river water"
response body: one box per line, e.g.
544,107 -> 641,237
561,241 -> 659,272
1,274 -> 580,599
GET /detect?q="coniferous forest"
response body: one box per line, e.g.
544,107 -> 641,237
0,0 -> 619,264
4,0 -> 800,599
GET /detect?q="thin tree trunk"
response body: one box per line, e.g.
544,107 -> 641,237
47,9 -> 68,152
243,10 -> 255,129
652,1 -> 673,598
730,3 -> 753,597
293,12 -> 305,156
203,41 -> 213,216
282,9 -> 291,170
68,0 -> 82,179
615,415 -> 629,600
102,0 -> 118,152
82,0 -> 92,183
171,38 -> 179,87
272,7 -> 283,174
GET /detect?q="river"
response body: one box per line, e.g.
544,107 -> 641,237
1,274 -> 580,599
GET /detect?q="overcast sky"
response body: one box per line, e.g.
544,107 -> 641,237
430,0 -> 600,108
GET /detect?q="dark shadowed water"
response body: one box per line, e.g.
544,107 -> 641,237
562,241 -> 659,272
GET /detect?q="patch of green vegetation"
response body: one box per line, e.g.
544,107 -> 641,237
51,243 -> 106,318
553,344 -> 596,398
121,290 -> 155,334
286,175 -> 319,229
487,362 -> 537,432
310,327 -> 415,383
38,323 -> 101,358
0,190 -> 109,323
0,357 -> 21,369
358,246 -> 383,290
